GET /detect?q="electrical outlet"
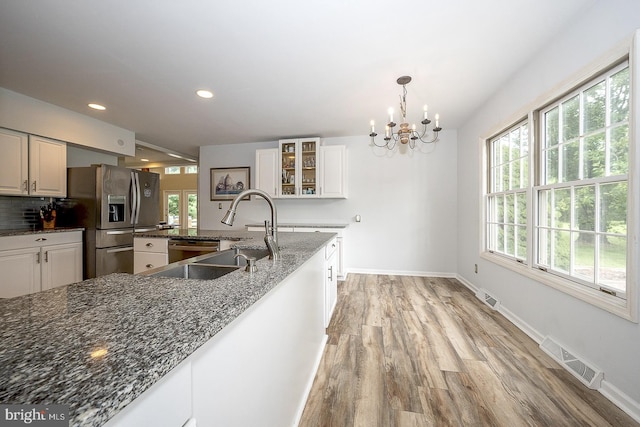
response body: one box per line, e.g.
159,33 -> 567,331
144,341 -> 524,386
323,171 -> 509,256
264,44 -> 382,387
474,263 -> 478,274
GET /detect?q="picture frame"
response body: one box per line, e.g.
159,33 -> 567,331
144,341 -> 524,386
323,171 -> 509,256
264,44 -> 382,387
210,167 -> 251,201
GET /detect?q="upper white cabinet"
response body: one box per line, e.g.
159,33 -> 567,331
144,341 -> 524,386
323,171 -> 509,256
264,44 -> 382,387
319,145 -> 347,198
255,148 -> 279,198
0,128 -> 67,197
255,138 -> 347,199
279,138 -> 319,198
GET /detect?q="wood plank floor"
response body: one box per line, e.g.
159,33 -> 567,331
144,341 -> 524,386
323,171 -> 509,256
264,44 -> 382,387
299,274 -> 638,427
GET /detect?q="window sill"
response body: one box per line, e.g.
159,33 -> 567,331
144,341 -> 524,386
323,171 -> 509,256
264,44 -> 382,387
480,251 -> 636,322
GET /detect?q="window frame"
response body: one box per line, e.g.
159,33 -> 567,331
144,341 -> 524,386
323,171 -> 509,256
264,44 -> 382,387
480,46 -> 637,322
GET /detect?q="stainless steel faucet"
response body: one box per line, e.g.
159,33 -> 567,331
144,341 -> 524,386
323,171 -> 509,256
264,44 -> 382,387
221,189 -> 280,260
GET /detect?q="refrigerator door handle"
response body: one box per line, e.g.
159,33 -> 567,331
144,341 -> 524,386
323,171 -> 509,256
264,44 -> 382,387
130,171 -> 139,225
134,172 -> 141,225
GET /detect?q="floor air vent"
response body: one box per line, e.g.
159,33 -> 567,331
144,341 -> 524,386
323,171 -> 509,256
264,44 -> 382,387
475,289 -> 500,310
540,336 -> 603,389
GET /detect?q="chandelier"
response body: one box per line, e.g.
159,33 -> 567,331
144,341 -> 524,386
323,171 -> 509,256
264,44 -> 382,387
369,76 -> 442,149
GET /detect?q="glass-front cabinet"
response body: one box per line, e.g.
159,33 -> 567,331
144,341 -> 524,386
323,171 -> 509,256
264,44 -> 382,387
279,138 -> 319,198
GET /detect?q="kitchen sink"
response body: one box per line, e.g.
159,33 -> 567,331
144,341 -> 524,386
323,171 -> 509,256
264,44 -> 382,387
149,263 -> 239,280
195,248 -> 270,266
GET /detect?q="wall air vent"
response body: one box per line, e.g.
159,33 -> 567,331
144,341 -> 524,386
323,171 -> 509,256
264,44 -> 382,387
475,289 -> 500,310
540,336 -> 603,389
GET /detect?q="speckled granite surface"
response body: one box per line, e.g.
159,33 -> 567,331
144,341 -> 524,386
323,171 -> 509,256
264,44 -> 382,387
0,231 -> 335,427
0,227 -> 85,237
246,222 -> 348,229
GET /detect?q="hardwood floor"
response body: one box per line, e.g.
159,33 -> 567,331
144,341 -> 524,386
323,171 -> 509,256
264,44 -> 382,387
299,274 -> 638,427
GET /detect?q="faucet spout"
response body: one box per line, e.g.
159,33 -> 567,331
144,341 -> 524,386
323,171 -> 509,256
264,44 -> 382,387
221,189 -> 279,260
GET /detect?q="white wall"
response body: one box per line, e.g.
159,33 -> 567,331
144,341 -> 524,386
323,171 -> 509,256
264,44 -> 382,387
457,0 -> 640,415
199,132 -> 458,276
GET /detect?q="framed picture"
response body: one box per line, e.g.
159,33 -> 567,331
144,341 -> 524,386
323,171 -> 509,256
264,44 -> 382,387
210,167 -> 251,201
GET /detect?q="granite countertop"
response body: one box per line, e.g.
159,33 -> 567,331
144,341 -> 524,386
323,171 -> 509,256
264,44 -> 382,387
134,228 -> 251,241
0,227 -> 85,237
0,231 -> 335,427
245,222 -> 349,229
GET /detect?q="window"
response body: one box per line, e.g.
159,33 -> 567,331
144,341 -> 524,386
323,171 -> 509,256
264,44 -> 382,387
537,63 -> 629,297
483,60 -> 633,314
165,166 -> 181,175
164,190 -> 198,228
185,166 -> 198,174
487,121 -> 529,261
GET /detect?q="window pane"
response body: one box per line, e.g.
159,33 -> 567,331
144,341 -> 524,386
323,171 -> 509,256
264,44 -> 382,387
496,195 -> 504,223
505,193 -> 514,224
516,192 -> 527,225
165,167 -> 181,175
610,125 -> 629,176
167,194 -> 180,225
187,193 -> 198,228
511,159 -> 521,190
562,96 -> 580,141
561,140 -> 580,182
545,147 -> 558,184
574,185 -> 595,231
492,165 -> 502,192
502,163 -> 510,191
599,182 -> 627,234
510,128 -> 521,159
185,166 -> 198,174
583,132 -> 605,178
521,125 -> 529,156
538,189 -> 551,228
497,225 -> 505,252
516,225 -> 527,259
545,107 -> 559,148
501,136 -> 510,164
574,232 -> 595,283
599,235 -> 626,292
538,228 -> 550,266
505,225 -> 515,256
584,81 -> 606,133
521,157 -> 529,187
554,189 -> 571,229
553,230 -> 571,273
610,67 -> 629,125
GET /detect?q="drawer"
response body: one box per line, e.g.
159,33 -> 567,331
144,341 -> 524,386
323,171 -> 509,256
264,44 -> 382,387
0,230 -> 82,251
134,238 -> 168,253
325,237 -> 337,259
134,252 -> 168,273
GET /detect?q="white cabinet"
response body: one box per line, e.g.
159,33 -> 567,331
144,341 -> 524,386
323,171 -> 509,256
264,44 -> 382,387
0,129 -> 67,197
255,148 -> 279,198
279,138 -> 319,198
319,145 -> 348,198
324,237 -> 338,327
134,237 -> 168,274
254,139 -> 347,199
0,231 -> 83,298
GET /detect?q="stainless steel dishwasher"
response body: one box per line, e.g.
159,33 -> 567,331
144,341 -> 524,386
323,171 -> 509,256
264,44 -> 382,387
168,239 -> 220,263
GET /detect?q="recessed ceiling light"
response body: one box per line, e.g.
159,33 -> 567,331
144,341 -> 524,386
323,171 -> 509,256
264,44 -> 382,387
88,103 -> 106,111
196,89 -> 214,99
140,158 -> 149,162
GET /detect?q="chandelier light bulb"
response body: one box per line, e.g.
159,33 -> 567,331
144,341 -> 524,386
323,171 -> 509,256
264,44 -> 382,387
435,114 -> 440,128
388,108 -> 394,123
370,120 -> 375,133
423,105 -> 428,120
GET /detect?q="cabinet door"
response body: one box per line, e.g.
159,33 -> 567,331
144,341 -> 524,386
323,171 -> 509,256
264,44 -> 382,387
29,135 -> 67,197
0,247 -> 40,298
319,145 -> 347,198
41,243 -> 83,291
279,139 -> 298,197
0,128 -> 29,195
278,138 -> 319,198
255,148 -> 279,198
325,243 -> 338,327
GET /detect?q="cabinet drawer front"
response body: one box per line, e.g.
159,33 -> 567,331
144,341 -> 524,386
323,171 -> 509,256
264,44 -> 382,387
134,238 -> 168,253
134,252 -> 168,273
0,231 -> 82,251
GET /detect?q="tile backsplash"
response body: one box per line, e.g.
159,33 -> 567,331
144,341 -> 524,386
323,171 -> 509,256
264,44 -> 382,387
0,196 -> 63,230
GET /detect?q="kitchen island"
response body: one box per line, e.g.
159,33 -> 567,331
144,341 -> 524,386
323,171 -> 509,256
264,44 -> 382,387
0,230 -> 335,427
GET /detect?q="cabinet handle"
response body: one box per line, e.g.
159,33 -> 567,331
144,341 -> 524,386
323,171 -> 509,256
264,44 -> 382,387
328,265 -> 333,281
32,181 -> 37,191
146,264 -> 154,268
146,242 -> 154,247
36,252 -> 41,264
35,238 -> 47,242
44,251 -> 49,262
23,180 -> 28,192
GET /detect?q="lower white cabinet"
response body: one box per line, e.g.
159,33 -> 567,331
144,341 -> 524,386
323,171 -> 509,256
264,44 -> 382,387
324,237 -> 338,327
134,237 -> 168,274
0,231 -> 83,298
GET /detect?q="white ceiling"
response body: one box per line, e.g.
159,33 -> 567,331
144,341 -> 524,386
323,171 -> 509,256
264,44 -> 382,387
0,0 -> 595,158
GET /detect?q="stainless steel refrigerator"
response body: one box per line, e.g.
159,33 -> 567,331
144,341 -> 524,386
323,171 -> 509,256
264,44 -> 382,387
66,164 -> 159,278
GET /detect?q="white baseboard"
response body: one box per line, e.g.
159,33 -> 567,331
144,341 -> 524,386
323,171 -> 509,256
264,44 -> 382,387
346,268 -> 456,278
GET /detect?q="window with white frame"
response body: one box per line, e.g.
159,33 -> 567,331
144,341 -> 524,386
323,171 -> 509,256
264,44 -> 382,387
165,166 -> 181,175
484,60 -> 632,309
486,121 -> 529,261
185,165 -> 198,174
536,62 -> 629,298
